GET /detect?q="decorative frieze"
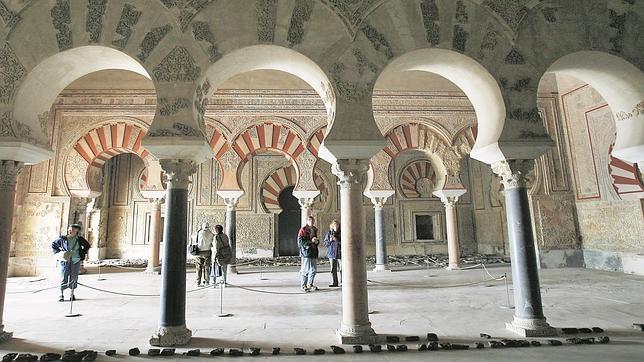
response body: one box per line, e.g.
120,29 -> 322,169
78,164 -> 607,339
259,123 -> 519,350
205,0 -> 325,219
51,0 -> 72,51
157,97 -> 190,116
138,24 -> 173,63
191,22 -> 221,62
112,3 -> 142,49
86,0 -> 107,43
359,22 -> 394,60
287,0 -> 314,47
256,0 -> 277,43
147,122 -> 202,137
152,46 -> 201,82
420,0 -> 439,46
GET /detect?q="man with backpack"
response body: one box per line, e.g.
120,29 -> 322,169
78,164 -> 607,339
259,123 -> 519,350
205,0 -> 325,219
51,224 -> 91,302
212,224 -> 232,286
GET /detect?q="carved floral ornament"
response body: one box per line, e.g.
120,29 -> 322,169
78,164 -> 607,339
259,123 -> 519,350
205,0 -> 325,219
615,100 -> 644,122
0,112 -> 48,148
491,159 -> 535,189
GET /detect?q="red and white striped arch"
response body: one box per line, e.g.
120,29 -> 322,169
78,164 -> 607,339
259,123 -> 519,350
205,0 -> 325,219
261,165 -> 329,213
306,126 -> 326,157
400,160 -> 437,198
384,123 -> 447,158
232,123 -> 305,161
205,123 -> 230,159
73,122 -> 149,168
609,150 -> 644,199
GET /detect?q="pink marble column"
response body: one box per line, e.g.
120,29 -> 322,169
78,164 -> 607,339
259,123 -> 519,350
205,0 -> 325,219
333,159 -> 377,344
146,198 -> 163,273
434,186 -> 467,270
0,161 -> 23,341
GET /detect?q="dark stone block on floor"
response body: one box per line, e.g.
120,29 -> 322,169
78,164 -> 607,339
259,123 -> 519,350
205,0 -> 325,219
368,344 -> 381,353
386,336 -> 399,343
161,349 -> 175,356
271,348 -> 280,355
61,353 -> 81,362
209,348 -> 224,356
39,353 -> 61,361
81,352 -> 97,362
592,327 -> 604,333
2,353 -> 17,362
440,343 -> 453,350
104,350 -> 116,356
396,345 -> 408,352
186,349 -> 200,356
475,342 -> 484,349
427,333 -> 438,342
547,340 -> 563,346
489,341 -> 504,348
562,328 -> 578,335
633,323 -> 644,331
579,328 -> 593,334
352,345 -> 363,353
229,349 -> 243,357
480,333 -> 492,339
15,355 -> 38,362
427,342 -> 439,351
417,343 -> 427,351
451,344 -> 469,350
128,348 -> 140,356
294,348 -> 306,355
147,349 -> 160,356
330,346 -> 344,354
313,349 -> 325,355
598,336 -> 610,344
249,348 -> 261,356
63,351 -> 75,356
386,344 -> 396,352
405,336 -> 420,342
530,341 -> 542,347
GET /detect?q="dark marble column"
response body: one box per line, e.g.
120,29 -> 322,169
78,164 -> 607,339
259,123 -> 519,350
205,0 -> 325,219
224,197 -> 239,274
492,160 -> 556,337
0,161 -> 22,342
150,160 -> 195,346
333,160 -> 377,344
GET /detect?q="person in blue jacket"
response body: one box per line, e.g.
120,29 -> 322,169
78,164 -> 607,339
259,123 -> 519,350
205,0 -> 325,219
51,224 -> 91,302
323,220 -> 341,287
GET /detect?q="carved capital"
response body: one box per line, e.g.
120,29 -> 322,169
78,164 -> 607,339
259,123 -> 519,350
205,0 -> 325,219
491,159 -> 535,189
332,159 -> 370,190
159,159 -> 196,189
0,160 -> 23,192
298,197 -> 315,209
370,196 -> 390,210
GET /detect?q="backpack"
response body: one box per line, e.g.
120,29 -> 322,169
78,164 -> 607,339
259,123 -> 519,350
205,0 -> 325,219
216,234 -> 233,264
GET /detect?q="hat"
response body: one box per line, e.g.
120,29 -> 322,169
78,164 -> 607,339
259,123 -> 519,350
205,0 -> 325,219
69,224 -> 82,230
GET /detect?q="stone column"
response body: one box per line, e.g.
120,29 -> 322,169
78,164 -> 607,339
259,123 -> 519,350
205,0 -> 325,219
332,160 -> 377,344
368,194 -> 393,272
0,160 -> 22,341
491,160 -> 556,337
150,160 -> 195,346
433,189 -> 467,270
297,197 -> 315,227
146,198 -> 164,274
217,191 -> 243,275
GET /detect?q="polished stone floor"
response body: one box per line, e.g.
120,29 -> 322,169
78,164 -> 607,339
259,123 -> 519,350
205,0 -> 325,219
2,264 -> 643,361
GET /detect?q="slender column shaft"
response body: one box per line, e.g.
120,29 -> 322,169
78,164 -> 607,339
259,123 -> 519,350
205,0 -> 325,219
0,161 -> 22,341
445,202 -> 460,269
225,201 -> 237,274
146,199 -> 163,273
333,160 -> 376,343
374,206 -> 386,266
492,160 -> 556,337
150,160 -> 194,346
297,197 -> 315,227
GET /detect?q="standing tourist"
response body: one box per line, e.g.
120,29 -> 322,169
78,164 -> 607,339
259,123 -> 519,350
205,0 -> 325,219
212,224 -> 232,286
323,220 -> 341,287
298,216 -> 319,292
51,224 -> 90,302
190,222 -> 214,286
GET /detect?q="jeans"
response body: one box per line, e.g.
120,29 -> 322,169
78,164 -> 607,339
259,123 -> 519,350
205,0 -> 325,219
211,263 -> 228,285
59,261 -> 81,294
330,258 -> 341,286
300,257 -> 318,287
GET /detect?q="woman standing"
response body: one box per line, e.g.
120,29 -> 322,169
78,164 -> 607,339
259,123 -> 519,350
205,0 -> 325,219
323,220 -> 341,287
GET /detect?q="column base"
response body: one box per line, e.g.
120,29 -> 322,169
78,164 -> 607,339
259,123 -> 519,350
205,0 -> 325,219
0,326 -> 13,342
144,266 -> 161,274
373,264 -> 391,272
336,323 -> 378,344
149,324 -> 192,346
445,264 -> 461,270
506,316 -> 557,337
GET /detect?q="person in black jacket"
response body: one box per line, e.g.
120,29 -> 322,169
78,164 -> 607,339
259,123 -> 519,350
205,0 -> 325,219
51,224 -> 90,302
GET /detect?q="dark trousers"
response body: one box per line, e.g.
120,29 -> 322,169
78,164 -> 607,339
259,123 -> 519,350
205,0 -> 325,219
330,258 -> 341,286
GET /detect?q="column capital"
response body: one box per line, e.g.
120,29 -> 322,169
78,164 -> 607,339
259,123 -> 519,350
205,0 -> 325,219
332,159 -> 370,189
159,159 -> 196,189
148,197 -> 164,208
297,197 -> 315,208
0,160 -> 23,192
491,159 -> 535,189
217,190 -> 244,210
